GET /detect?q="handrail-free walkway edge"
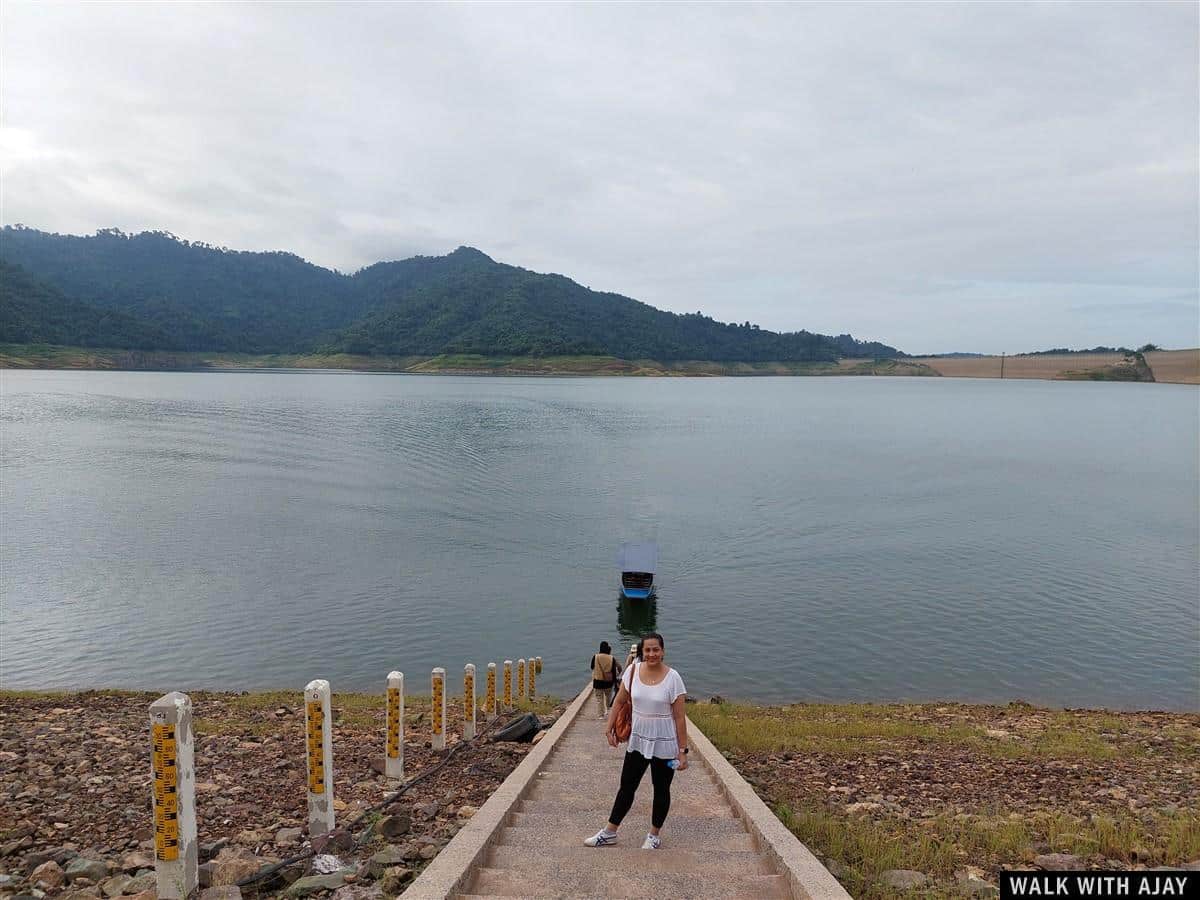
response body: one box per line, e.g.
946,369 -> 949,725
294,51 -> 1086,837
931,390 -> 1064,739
686,714 -> 852,899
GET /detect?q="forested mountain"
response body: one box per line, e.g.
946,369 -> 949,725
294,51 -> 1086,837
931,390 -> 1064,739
0,226 -> 900,360
0,261 -> 170,349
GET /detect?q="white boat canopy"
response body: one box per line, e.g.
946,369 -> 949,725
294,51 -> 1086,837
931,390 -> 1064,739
617,541 -> 658,573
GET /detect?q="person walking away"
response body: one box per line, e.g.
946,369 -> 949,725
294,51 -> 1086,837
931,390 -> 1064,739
615,641 -> 639,705
584,633 -> 688,850
589,641 -> 620,717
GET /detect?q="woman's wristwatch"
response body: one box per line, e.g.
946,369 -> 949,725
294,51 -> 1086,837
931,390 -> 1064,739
680,747 -> 689,754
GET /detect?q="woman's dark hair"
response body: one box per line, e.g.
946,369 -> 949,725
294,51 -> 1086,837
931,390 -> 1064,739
638,633 -> 665,659
599,641 -> 612,654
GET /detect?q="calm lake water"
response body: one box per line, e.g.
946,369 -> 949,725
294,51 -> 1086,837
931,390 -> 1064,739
2,370 -> 1197,710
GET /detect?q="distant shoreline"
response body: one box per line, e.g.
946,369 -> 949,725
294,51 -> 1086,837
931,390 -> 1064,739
1,344 -> 1197,383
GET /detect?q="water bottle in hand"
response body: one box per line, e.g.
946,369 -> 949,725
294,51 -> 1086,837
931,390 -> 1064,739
667,758 -> 680,770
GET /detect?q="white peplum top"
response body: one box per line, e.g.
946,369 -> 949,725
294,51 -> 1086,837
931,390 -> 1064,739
623,663 -> 687,760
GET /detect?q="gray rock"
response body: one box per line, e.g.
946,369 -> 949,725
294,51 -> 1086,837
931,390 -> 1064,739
311,830 -> 353,855
64,859 -> 108,884
122,873 -> 155,894
100,875 -> 132,898
1034,854 -> 1083,871
823,858 -> 846,880
958,875 -> 999,897
275,828 -> 303,847
880,870 -> 928,890
366,849 -> 408,879
119,853 -> 153,874
417,845 -> 439,861
284,873 -> 351,898
376,813 -> 410,840
198,886 -> 243,900
198,862 -> 215,889
198,840 -> 229,862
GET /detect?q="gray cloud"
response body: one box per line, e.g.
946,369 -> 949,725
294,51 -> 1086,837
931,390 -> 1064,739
2,1 -> 1196,353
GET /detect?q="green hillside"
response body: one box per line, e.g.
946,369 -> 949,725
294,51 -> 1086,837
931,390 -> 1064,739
0,226 -> 900,361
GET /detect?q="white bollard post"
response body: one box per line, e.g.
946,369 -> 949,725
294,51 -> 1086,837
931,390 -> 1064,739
517,658 -> 526,700
485,662 -> 497,716
150,692 -> 198,900
528,655 -> 537,700
304,679 -> 335,836
431,667 -> 447,751
385,671 -> 404,781
502,660 -> 513,711
463,664 -> 476,740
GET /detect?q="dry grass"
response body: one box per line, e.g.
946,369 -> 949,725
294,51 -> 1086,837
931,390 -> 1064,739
688,702 -> 1128,761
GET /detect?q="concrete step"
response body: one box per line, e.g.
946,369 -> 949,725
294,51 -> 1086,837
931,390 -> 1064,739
492,824 -> 757,853
523,773 -> 726,805
466,866 -> 789,898
506,812 -> 749,835
517,795 -> 729,818
483,844 -> 775,876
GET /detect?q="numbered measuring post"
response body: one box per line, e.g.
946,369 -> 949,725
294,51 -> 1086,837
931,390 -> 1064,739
463,664 -> 476,740
385,671 -> 404,781
431,668 -> 447,751
502,660 -> 513,710
485,662 -> 497,717
535,656 -> 543,675
304,679 -> 335,836
517,658 -> 526,700
150,692 -> 197,900
528,655 -> 537,700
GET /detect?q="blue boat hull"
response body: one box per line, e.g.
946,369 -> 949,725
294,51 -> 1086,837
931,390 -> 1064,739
620,584 -> 655,600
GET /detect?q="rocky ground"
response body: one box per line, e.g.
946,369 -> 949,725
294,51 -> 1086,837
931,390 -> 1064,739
690,700 -> 1200,900
0,690 -> 564,900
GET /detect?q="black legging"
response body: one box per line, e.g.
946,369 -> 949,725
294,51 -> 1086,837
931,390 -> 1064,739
608,751 -> 675,828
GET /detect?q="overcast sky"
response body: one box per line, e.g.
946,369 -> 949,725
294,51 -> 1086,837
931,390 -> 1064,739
2,2 -> 1196,353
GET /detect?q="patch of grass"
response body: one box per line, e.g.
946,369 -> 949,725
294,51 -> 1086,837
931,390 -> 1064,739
772,803 -> 1200,899
688,703 -> 979,755
689,702 -> 1133,761
192,717 -> 277,737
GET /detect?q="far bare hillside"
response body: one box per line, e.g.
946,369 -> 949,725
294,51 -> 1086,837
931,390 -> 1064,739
911,349 -> 1198,384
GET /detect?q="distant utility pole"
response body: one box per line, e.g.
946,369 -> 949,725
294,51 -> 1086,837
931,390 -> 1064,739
1000,353 -> 1005,379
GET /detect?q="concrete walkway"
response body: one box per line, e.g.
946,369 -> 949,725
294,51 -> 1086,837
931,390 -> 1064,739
404,685 -> 850,899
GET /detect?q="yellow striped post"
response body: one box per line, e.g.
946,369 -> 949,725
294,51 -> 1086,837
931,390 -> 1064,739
517,659 -> 526,700
463,664 -> 476,740
502,660 -> 513,710
528,655 -> 537,699
304,679 -> 335,835
431,668 -> 446,751
385,671 -> 404,781
150,692 -> 196,898
485,662 -> 497,716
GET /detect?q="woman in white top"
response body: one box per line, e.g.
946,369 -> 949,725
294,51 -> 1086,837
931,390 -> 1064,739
584,633 -> 688,850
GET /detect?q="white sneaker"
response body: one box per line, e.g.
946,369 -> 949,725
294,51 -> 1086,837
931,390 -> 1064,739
641,833 -> 661,850
584,829 -> 618,847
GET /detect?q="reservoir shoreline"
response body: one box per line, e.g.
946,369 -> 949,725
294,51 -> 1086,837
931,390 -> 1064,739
2,344 -> 1198,383
0,689 -> 1195,900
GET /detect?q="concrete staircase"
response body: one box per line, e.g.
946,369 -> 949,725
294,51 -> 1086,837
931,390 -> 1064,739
452,715 -> 793,899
